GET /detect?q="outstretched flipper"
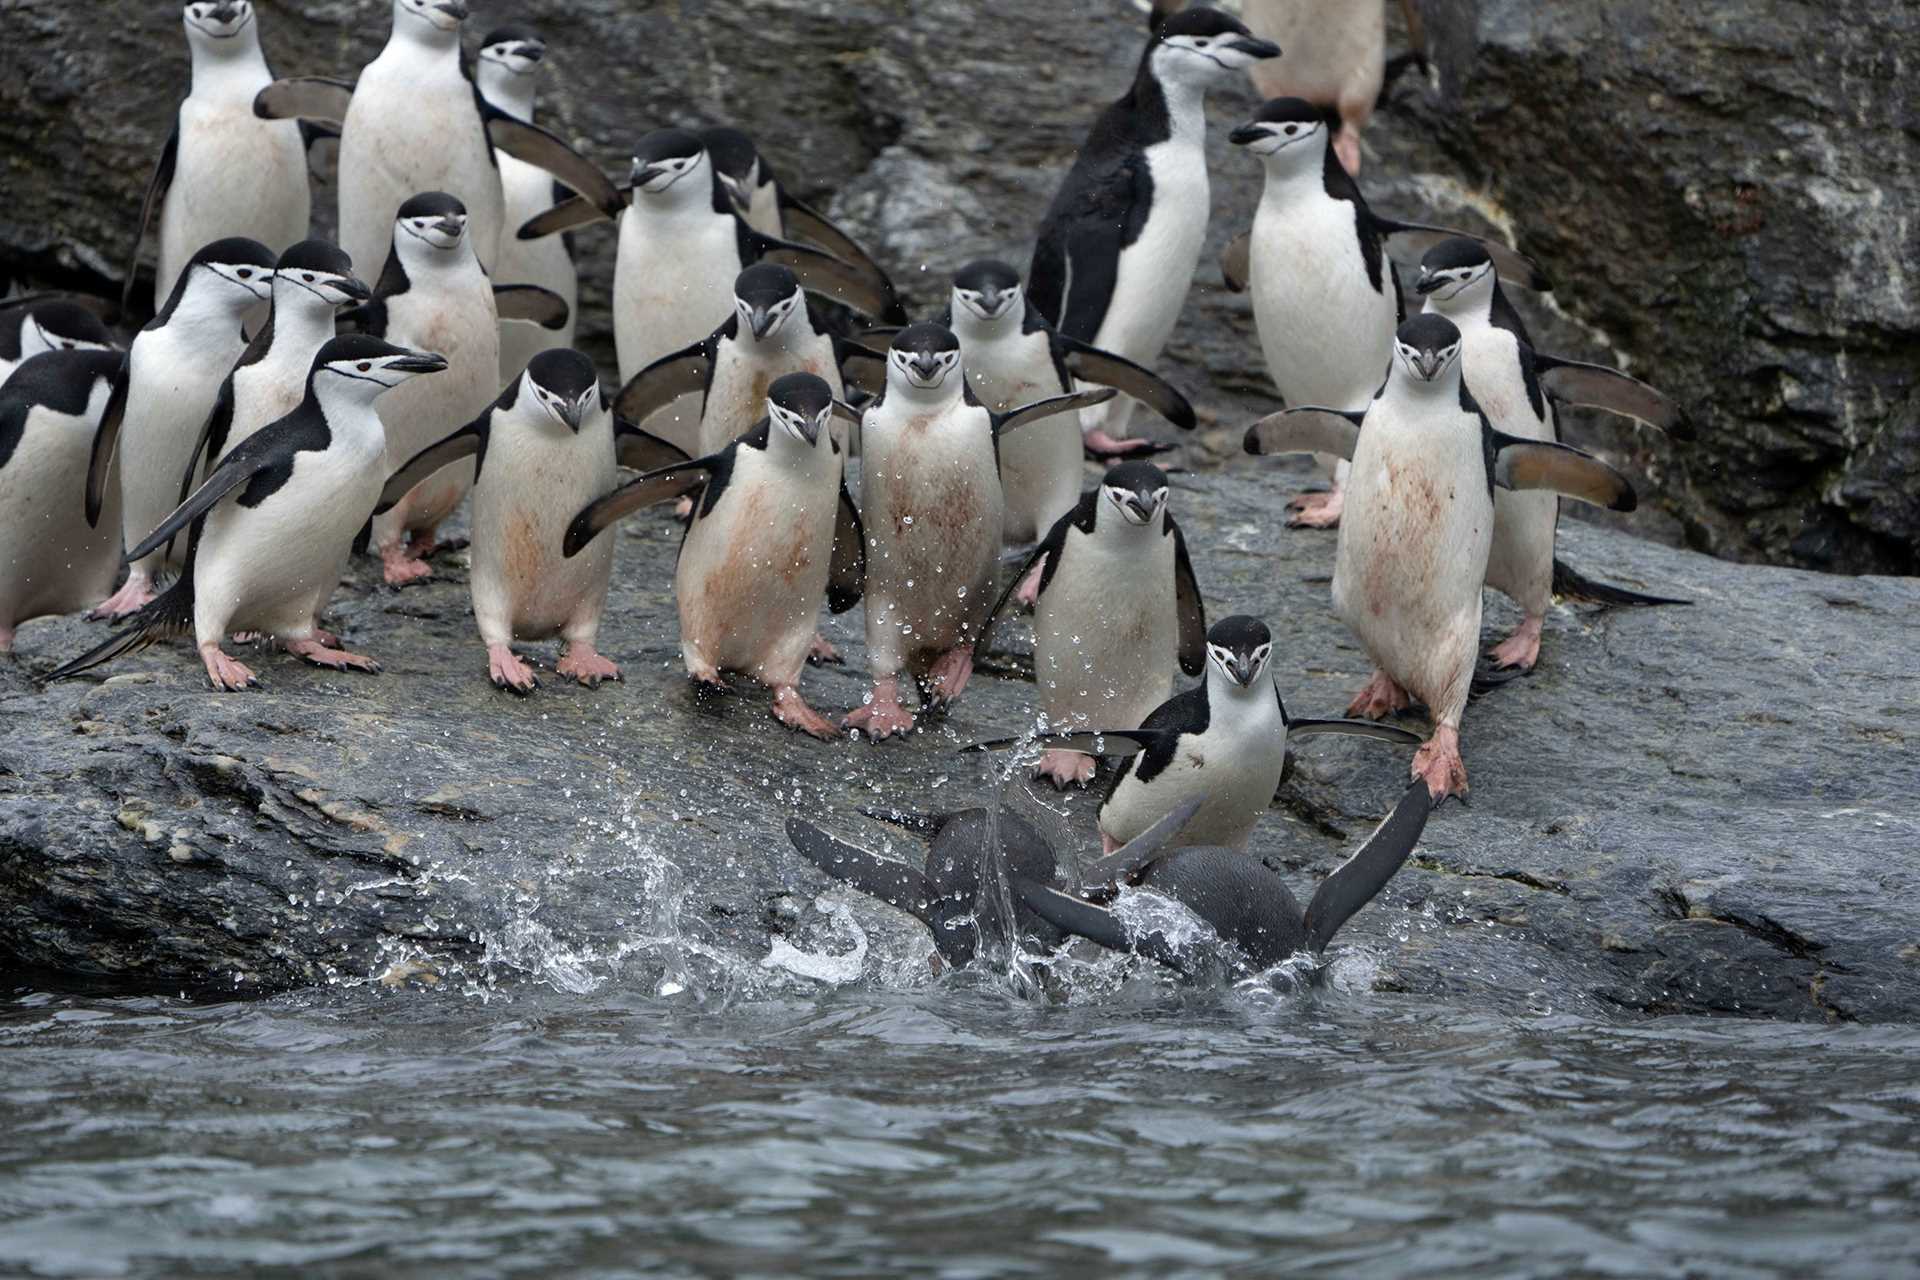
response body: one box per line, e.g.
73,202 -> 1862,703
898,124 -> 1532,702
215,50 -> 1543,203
43,573 -> 195,685
491,284 -> 570,330
752,235 -> 906,324
1300,779 -> 1431,951
1219,230 -> 1251,294
786,818 -> 934,923
1376,220 -> 1551,292
990,387 -> 1116,440
252,77 -> 355,127
124,418 -> 328,567
828,485 -> 865,615
614,420 -> 692,473
963,726 -> 1163,759
122,122 -> 179,315
82,357 -> 130,527
1532,352 -> 1692,439
1489,431 -> 1636,511
562,455 -> 717,557
978,501 -> 1078,638
776,194 -> 899,318
1170,519 -> 1206,677
483,111 -> 624,219
1551,558 -> 1691,608
1054,334 -> 1196,430
1074,795 -> 1207,888
1009,876 -> 1194,976
832,337 -> 888,398
1243,407 -> 1363,460
377,419 -> 490,514
519,191 -> 624,240
614,338 -> 712,424
1286,717 -> 1423,746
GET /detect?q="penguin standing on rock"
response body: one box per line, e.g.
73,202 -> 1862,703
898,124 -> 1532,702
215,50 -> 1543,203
1224,98 -> 1548,530
126,1 -> 312,313
1244,314 -> 1639,800
358,193 -> 567,586
969,616 -> 1421,852
975,461 -> 1206,788
849,324 -> 1115,740
86,237 -> 278,621
1416,238 -> 1690,671
46,336 -> 448,691
381,350 -> 660,693
0,350 -> 126,655
1027,7 -> 1278,458
0,300 -> 116,386
562,374 -> 861,737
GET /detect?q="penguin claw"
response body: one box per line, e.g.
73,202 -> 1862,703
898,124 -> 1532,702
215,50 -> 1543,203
200,646 -> 258,693
772,686 -> 839,740
1286,489 -> 1344,529
1082,429 -> 1163,460
87,577 -> 157,621
923,645 -> 975,707
1412,727 -> 1469,803
486,644 -> 538,694
558,645 -> 622,687
1486,616 -> 1543,672
381,545 -> 434,587
843,690 -> 916,740
285,638 -> 381,674
1012,558 -> 1048,611
1347,670 -> 1412,720
1035,749 -> 1096,789
806,634 -> 844,666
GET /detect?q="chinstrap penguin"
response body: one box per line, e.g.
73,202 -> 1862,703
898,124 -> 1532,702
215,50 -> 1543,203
0,299 -> 116,386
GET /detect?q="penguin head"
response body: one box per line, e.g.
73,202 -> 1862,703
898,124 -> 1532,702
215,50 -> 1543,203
1149,8 -> 1280,87
1205,615 -> 1274,691
393,0 -> 468,39
179,237 -> 276,309
1230,99 -> 1328,170
733,264 -> 804,342
700,126 -> 769,213
629,130 -> 709,200
18,303 -> 114,359
1415,239 -> 1497,309
767,372 -> 835,448
886,324 -> 962,395
478,25 -> 546,76
312,335 -> 448,400
521,349 -> 601,433
951,260 -> 1023,326
395,192 -> 470,253
1100,461 -> 1171,528
273,240 -> 371,308
1392,314 -> 1465,387
181,2 -> 255,45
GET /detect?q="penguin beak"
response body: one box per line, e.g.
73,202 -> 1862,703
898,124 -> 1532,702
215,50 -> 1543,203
746,304 -> 777,340
433,217 -> 464,239
977,286 -> 1010,318
1414,271 -> 1444,297
558,391 -> 590,433
1412,349 -> 1446,380
1228,653 -> 1260,687
717,173 -> 750,210
909,353 -> 942,383
1228,36 -> 1282,60
515,41 -> 546,64
631,160 -> 669,187
434,1 -> 469,21
336,276 -> 372,304
1228,122 -> 1271,148
798,412 -> 823,447
388,352 -> 450,375
1123,492 -> 1156,523
208,2 -> 241,22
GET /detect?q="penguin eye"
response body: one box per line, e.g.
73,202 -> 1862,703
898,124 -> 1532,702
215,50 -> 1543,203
357,362 -> 372,372
302,273 -> 315,283
236,268 -> 253,278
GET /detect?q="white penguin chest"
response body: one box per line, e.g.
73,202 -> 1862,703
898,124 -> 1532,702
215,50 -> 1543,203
961,332 -> 1063,410
703,335 -> 841,452
1251,189 -> 1396,404
1032,524 -> 1178,723
1459,327 -> 1554,443
861,405 -> 1002,595
614,209 -> 740,370
1096,139 -> 1209,359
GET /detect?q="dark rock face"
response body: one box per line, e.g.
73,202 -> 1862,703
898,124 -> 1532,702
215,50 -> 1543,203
2,1 -> 1912,571
2,466 -> 1914,1021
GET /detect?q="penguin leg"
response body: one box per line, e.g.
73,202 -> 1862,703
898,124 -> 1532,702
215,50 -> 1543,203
199,642 -> 257,692
283,636 -> 382,675
807,633 -> 843,666
87,569 -> 158,622
1036,749 -> 1097,790
1013,555 -> 1048,610
486,643 -> 538,695
1487,614 -> 1544,672
557,644 -> 622,688
1347,668 -> 1412,720
1412,723 -> 1469,803
844,675 -> 916,740
771,684 -> 838,741
923,644 -> 975,708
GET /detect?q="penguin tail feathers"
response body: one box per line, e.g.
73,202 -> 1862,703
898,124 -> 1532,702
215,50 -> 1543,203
1551,558 -> 1691,608
41,578 -> 194,685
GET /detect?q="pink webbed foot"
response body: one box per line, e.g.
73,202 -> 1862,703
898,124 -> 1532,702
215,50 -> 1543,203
1347,669 -> 1412,720
1334,128 -> 1363,177
807,633 -> 843,666
381,541 -> 433,587
1412,724 -> 1469,803
1083,429 -> 1156,460
1036,749 -> 1096,790
673,495 -> 694,521
1013,556 -> 1048,611
284,637 -> 382,674
772,685 -> 839,741
487,643 -> 538,694
923,645 -> 974,708
1100,831 -> 1121,856
1287,487 -> 1345,529
87,575 -> 156,622
1488,615 -> 1544,672
844,679 -> 916,740
558,643 -> 622,688
200,643 -> 258,692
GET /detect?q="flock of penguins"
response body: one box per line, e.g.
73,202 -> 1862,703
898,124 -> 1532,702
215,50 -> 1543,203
1,1 -> 1693,983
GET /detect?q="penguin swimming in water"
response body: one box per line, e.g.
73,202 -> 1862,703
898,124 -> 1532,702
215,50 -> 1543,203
252,0 -> 620,278
0,350 -> 126,656
1224,97 -> 1548,530
848,323 -> 1114,740
785,796 -> 1206,973
472,24 -> 579,384
975,461 -> 1207,789
85,237 -> 278,621
0,299 -> 115,386
919,259 -> 1196,564
357,192 -> 567,586
47,336 -> 448,691
1012,779 -> 1431,981
124,2 -> 312,314
562,373 -> 861,738
1416,237 -> 1690,670
1243,314 -> 1639,800
614,263 -> 885,460
380,349 -> 666,693
970,615 -> 1420,851
1027,7 -> 1278,458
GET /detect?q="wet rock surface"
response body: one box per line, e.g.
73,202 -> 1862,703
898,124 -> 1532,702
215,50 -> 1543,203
3,464 -> 1914,1020
2,0 -> 1913,571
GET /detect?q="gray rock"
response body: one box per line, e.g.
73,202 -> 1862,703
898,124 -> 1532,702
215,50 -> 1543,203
1,465 -> 1913,1021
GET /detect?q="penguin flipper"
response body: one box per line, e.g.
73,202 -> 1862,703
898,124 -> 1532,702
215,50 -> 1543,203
377,421 -> 489,514
1531,352 -> 1693,440
991,388 -> 1116,440
614,338 -> 712,425
826,483 -> 866,615
785,819 -> 933,923
754,237 -> 906,325
1301,780 -> 1432,953
1243,407 -> 1363,460
483,112 -> 624,218
491,284 -> 569,331
1490,433 -> 1636,512
252,77 -> 354,127
832,337 -> 888,397
122,121 -> 178,316
42,576 -> 196,686
123,425 -> 301,565
613,421 -> 693,473
1551,558 -> 1691,608
518,195 -> 616,242
563,462 -> 714,557
963,728 -> 1163,759
1010,876 -> 1193,976
1169,517 -> 1207,677
83,356 -> 130,528
1286,718 -> 1424,747
1219,229 -> 1252,294
978,502 -> 1077,640
776,193 -> 899,315
1375,220 -> 1551,293
1055,335 -> 1196,430
1074,795 -> 1208,888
